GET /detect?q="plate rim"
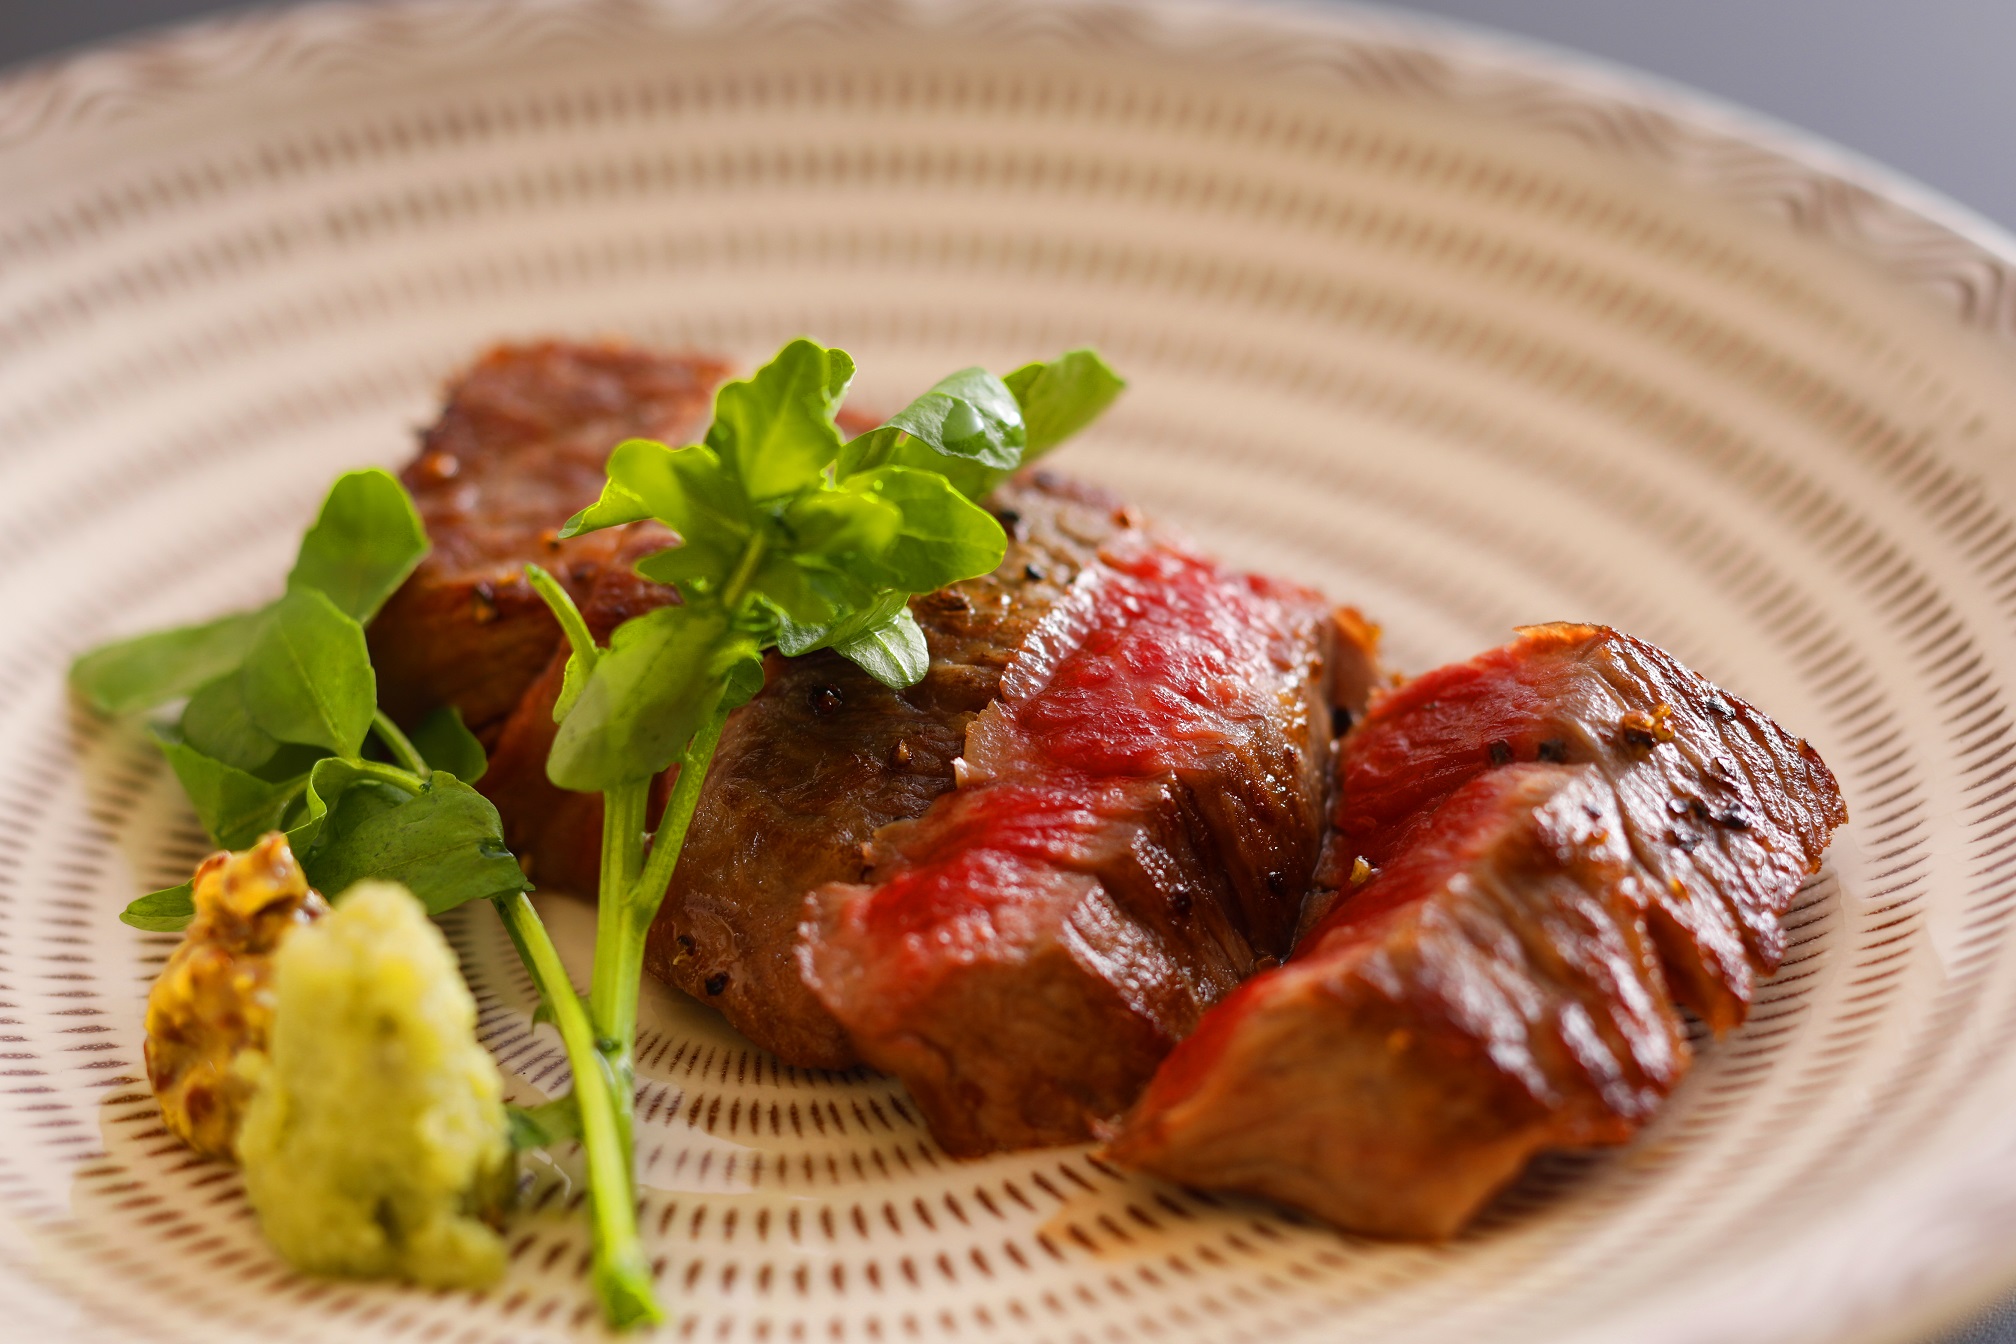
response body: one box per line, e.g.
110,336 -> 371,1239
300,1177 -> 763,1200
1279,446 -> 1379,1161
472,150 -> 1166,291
5,2 -> 2016,1341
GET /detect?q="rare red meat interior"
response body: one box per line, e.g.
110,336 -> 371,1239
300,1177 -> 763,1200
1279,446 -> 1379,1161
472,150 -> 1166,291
636,473 -> 1145,1068
1329,623 -> 1846,1031
801,532 -> 1336,1155
1110,623 -> 1845,1235
374,346 -> 1346,1110
1109,763 -> 1688,1237
375,346 -> 1843,1205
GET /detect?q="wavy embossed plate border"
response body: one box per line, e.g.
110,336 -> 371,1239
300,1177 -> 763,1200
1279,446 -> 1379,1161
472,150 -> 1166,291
8,4 -> 2016,1343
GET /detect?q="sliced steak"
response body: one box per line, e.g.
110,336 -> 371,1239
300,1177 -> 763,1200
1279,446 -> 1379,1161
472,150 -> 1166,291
1330,622 -> 1846,1030
1108,763 -> 1688,1238
801,533 -> 1335,1153
637,472 -> 1134,1069
370,342 -> 727,739
1110,625 -> 1845,1236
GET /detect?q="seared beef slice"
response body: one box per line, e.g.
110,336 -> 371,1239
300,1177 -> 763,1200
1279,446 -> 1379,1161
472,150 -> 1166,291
1333,622 -> 1845,1030
640,474 -> 1133,1069
802,533 -> 1334,1154
370,343 -> 726,739
1110,624 -> 1844,1236
1109,765 -> 1688,1238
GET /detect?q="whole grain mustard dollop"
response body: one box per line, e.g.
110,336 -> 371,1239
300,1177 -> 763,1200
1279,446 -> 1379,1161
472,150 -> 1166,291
143,833 -> 327,1160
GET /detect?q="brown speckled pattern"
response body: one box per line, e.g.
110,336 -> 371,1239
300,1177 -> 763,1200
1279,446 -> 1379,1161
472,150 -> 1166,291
7,2 -> 2016,1342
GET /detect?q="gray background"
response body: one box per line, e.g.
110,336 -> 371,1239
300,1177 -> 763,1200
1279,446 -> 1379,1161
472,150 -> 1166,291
4,2 -> 2014,1341
9,0 -> 2016,231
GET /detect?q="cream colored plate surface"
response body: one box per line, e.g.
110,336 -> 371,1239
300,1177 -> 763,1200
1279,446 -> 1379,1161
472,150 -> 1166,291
8,2 -> 2016,1341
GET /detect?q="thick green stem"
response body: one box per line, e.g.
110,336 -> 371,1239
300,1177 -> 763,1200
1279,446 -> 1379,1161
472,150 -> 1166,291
370,710 -> 429,777
491,892 -> 662,1327
595,698 -> 732,1058
632,701 -> 732,920
518,542 -> 754,1330
591,781 -> 649,1041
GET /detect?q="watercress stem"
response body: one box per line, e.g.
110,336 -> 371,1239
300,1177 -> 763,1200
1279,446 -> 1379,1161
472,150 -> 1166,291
719,535 -> 766,609
631,700 -> 731,924
525,563 -> 598,669
600,697 -> 733,1055
491,891 -> 663,1327
342,757 -> 430,795
370,709 -> 429,777
591,781 -> 649,1040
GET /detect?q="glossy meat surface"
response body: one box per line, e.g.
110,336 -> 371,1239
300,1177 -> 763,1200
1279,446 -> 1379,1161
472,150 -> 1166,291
638,473 -> 1133,1068
1332,623 -> 1846,1030
1109,765 -> 1688,1238
803,534 -> 1334,1153
1111,624 -> 1845,1237
370,342 -> 726,739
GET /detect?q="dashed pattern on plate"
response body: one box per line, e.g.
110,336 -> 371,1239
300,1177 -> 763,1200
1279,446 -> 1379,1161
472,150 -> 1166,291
6,3 -> 2016,1343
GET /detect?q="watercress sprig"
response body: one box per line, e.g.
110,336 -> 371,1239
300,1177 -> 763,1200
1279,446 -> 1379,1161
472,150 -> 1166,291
527,339 -> 1122,1327
71,469 -> 530,928
72,466 -> 661,1320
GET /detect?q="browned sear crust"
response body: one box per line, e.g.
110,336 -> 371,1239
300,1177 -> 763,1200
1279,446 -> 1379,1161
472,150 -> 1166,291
368,342 -> 727,741
638,472 -> 1136,1068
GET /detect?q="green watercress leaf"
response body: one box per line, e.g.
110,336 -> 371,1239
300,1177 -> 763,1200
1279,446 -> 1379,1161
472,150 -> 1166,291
278,755 -> 367,861
70,610 -> 266,715
1004,348 -> 1126,459
72,471 -> 431,719
833,605 -> 930,689
557,476 -> 654,541
601,440 -> 750,597
410,705 -> 487,783
256,743 -> 331,786
719,652 -> 768,712
547,604 -> 762,792
705,339 -> 854,504
883,367 -> 1024,466
508,1097 -> 584,1151
636,539 -> 844,627
301,772 -> 529,915
844,466 -> 1008,592
121,882 -> 196,932
769,590 -> 908,658
179,672 -> 282,774
556,654 -> 592,724
241,587 -> 376,756
289,755 -> 426,857
836,367 -> 1027,501
286,468 -> 429,624
155,731 -> 310,850
783,484 -> 902,562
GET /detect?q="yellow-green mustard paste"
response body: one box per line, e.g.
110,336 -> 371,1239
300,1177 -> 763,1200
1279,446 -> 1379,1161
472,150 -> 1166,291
236,880 -> 513,1289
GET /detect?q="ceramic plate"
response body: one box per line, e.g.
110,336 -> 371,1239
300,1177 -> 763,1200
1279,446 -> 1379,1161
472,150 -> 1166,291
8,2 -> 2016,1341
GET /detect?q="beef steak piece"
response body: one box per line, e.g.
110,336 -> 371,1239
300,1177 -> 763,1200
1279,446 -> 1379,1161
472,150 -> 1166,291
1109,624 -> 1845,1237
801,532 -> 1336,1154
1329,622 -> 1846,1030
370,342 -> 727,740
1108,764 -> 1689,1238
636,472 -> 1136,1069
